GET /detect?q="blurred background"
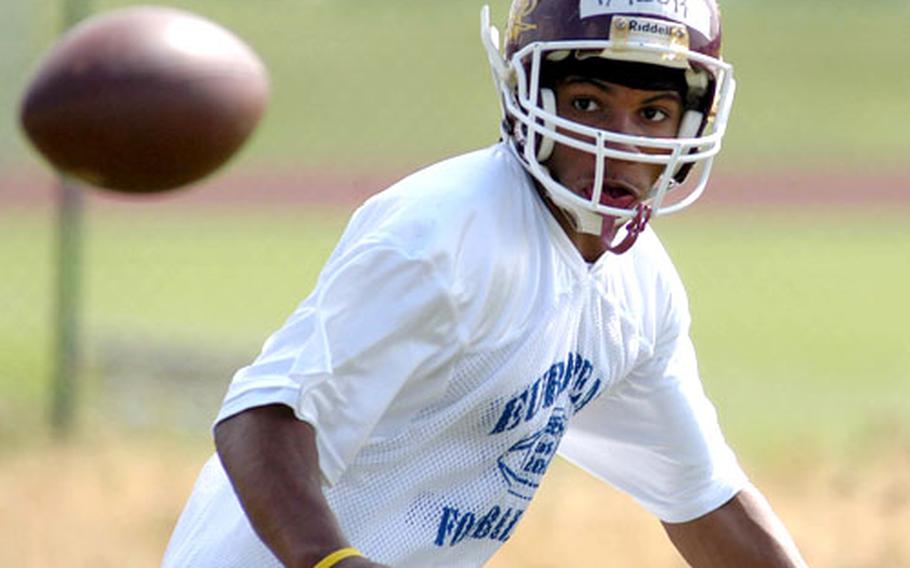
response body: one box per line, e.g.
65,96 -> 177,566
1,0 -> 908,566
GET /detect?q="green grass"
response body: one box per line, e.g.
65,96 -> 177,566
3,0 -> 910,173
3,207 -> 908,463
81,210 -> 343,343
722,1 -> 910,170
660,212 -> 910,463
0,206 -> 345,439
0,213 -> 54,410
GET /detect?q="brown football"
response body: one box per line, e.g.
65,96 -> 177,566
19,6 -> 269,193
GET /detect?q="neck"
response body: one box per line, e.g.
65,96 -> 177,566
534,184 -> 616,263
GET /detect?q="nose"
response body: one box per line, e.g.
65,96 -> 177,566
601,113 -> 642,154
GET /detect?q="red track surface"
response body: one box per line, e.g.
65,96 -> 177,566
1,165 -> 907,212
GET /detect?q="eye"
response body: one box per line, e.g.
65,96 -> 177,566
641,107 -> 670,123
571,97 -> 601,113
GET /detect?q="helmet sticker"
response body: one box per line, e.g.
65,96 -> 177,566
578,0 -> 711,38
508,0 -> 541,43
605,16 -> 691,67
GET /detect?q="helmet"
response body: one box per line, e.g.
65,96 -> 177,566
481,0 -> 735,237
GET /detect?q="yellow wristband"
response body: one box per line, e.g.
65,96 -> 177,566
312,547 -> 364,568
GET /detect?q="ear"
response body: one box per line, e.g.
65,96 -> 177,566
536,88 -> 557,161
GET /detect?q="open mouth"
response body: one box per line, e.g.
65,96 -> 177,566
582,181 -> 640,211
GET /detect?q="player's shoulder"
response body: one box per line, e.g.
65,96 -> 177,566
402,142 -> 521,188
599,225 -> 687,318
381,142 -> 528,217
346,143 -> 536,260
629,227 -> 677,280
627,226 -> 691,325
320,145 -> 548,346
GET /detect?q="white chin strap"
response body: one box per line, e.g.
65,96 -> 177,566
547,186 -> 607,235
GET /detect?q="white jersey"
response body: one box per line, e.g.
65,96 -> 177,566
164,144 -> 747,567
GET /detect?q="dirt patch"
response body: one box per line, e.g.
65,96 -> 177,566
0,438 -> 205,568
493,451 -> 910,568
0,438 -> 907,567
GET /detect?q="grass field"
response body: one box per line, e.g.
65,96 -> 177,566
3,0 -> 910,172
3,205 -> 908,457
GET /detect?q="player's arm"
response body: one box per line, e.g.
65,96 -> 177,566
662,485 -> 808,568
214,404 -> 388,568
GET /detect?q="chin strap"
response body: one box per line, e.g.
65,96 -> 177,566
606,204 -> 652,255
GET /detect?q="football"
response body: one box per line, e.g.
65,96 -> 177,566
19,6 -> 269,193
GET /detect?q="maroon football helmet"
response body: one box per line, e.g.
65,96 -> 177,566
481,0 -> 735,237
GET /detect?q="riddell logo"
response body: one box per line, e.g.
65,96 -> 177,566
628,19 -> 676,36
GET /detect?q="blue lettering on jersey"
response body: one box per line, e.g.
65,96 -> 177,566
434,504 -> 525,547
497,408 -> 567,500
429,354 -> 606,549
486,353 -> 607,500
489,352 -> 603,435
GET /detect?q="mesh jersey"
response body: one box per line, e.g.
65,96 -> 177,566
163,144 -> 747,568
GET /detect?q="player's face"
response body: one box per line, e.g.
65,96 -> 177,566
544,76 -> 683,249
